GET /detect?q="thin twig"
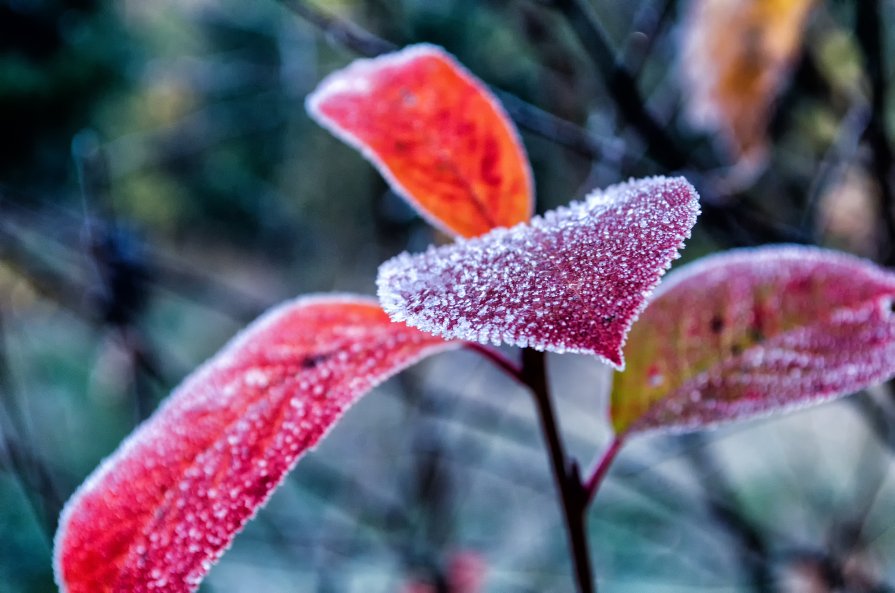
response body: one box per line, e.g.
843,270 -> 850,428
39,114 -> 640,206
855,0 -> 895,266
0,310 -> 64,541
583,436 -> 623,506
547,0 -> 692,171
282,0 -> 394,57
622,0 -> 679,77
463,343 -> 522,381
800,102 -> 870,239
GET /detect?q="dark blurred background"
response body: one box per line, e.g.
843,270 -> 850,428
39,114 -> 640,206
2,0 -> 895,591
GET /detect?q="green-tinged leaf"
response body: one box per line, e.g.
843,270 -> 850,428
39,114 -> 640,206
611,246 -> 895,435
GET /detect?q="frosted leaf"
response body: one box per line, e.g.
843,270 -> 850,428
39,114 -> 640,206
612,246 -> 895,435
377,176 -> 700,369
54,295 -> 457,593
306,44 -> 533,238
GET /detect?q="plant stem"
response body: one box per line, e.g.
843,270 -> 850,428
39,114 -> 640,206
463,343 -> 523,380
520,349 -> 595,593
583,436 -> 623,506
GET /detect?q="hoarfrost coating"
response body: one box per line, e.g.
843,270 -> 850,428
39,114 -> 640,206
612,246 -> 895,434
377,176 -> 700,369
54,296 -> 457,593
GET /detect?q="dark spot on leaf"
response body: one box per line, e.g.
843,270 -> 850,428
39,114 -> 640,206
601,314 -> 616,327
301,353 -> 330,369
709,315 -> 724,334
731,343 -> 743,356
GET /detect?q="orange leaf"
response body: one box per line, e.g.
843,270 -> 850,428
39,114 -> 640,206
681,0 -> 815,168
307,44 -> 533,238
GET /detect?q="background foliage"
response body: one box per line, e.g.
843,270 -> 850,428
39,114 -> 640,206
2,0 -> 895,591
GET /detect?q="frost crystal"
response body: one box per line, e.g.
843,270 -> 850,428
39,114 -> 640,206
54,296 -> 456,593
377,176 -> 700,369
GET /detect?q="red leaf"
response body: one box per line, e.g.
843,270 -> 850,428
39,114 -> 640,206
377,177 -> 700,369
611,246 -> 895,435
54,296 -> 456,593
306,44 -> 533,238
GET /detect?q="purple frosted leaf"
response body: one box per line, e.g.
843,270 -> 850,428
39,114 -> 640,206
377,176 -> 701,369
611,246 -> 895,435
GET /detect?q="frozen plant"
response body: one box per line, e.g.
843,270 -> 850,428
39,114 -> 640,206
53,45 -> 895,593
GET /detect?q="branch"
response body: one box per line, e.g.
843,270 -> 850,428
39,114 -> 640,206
621,0 -> 679,77
0,311 -> 64,541
282,0 -> 394,57
521,349 -> 594,593
855,0 -> 895,266
463,343 -> 522,381
548,0 -> 692,171
583,436 -> 623,505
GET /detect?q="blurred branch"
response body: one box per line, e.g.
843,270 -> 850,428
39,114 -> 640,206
146,254 -> 269,323
852,389 -> 895,454
0,425 -> 59,544
780,546 -> 895,593
621,0 -> 679,76
0,310 -> 64,541
855,0 -> 895,266
801,103 -> 871,239
495,90 -> 626,164
680,434 -> 776,593
1,192 -> 268,326
0,217 -> 95,322
282,0 -> 394,57
545,0 -> 692,171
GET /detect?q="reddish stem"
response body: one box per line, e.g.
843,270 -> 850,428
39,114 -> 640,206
463,342 -> 523,382
584,436 -> 624,506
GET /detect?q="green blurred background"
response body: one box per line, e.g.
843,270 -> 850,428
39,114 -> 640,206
2,0 -> 895,591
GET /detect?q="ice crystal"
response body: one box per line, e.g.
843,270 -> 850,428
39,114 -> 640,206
611,246 -> 895,434
377,176 -> 700,369
54,296 -> 456,593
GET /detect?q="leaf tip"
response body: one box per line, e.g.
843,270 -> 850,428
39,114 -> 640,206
606,349 -> 625,371
377,175 -> 701,361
